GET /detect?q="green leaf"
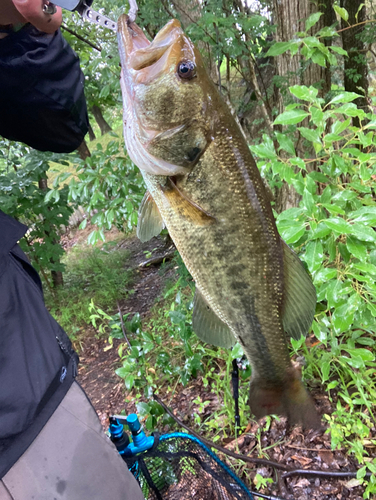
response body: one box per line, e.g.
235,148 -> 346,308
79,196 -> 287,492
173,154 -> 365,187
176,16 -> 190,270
317,26 -> 338,38
325,279 -> 344,308
309,222 -> 332,240
169,310 -> 186,324
353,262 -> 376,276
266,41 -> 300,57
231,343 -> 244,359
304,240 -> 323,273
343,347 -> 374,362
351,223 -> 376,242
278,207 -> 304,221
346,235 -> 368,262
298,127 -> 321,144
275,132 -> 296,155
332,304 -> 354,334
339,355 -> 363,369
79,218 -> 87,230
115,367 -> 131,378
302,188 -> 315,216
321,360 -> 331,383
321,204 -> 345,215
331,117 -> 351,136
324,217 -> 352,234
290,85 -> 318,102
310,107 -> 324,126
329,46 -> 347,56
251,143 -> 276,159
312,320 -> 328,342
124,374 -> 135,391
279,223 -> 306,244
274,109 -> 309,125
333,5 -> 349,22
367,302 -> 376,317
305,12 -> 323,31
329,92 -> 361,105
311,49 -> 326,67
44,189 -> 59,204
314,267 -> 337,283
136,401 -> 150,417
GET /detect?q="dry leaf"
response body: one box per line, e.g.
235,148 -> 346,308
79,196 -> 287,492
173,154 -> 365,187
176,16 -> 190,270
291,455 -> 313,467
345,478 -> 362,489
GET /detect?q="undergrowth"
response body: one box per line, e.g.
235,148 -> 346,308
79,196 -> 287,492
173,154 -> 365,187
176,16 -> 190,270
45,240 -> 133,341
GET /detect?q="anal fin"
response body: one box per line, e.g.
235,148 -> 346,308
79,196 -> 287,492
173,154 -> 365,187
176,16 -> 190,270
192,289 -> 235,349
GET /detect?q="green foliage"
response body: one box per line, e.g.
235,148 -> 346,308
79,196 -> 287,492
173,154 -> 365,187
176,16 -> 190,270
265,20 -> 343,69
0,140 -> 73,274
252,87 -> 376,488
50,136 -> 145,244
45,242 -> 132,337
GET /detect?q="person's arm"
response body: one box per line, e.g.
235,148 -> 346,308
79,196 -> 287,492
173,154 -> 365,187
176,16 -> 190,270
0,0 -> 62,33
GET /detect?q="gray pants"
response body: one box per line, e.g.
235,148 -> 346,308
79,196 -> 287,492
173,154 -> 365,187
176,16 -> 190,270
0,382 -> 144,500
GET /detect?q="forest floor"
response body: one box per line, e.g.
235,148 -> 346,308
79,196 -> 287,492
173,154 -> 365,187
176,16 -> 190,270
56,227 -> 371,500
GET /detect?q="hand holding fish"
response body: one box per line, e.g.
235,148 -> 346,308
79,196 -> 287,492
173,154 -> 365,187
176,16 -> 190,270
118,15 -> 321,429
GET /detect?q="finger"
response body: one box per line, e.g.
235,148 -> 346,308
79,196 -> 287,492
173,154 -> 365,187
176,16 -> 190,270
12,0 -> 62,33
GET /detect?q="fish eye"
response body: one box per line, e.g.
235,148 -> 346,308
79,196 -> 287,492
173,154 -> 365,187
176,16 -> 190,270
177,60 -> 196,80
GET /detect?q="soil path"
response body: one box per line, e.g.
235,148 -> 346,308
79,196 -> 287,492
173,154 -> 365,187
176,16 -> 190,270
76,235 -> 368,500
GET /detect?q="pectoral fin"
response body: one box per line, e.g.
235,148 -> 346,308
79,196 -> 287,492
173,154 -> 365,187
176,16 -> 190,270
192,289 -> 235,349
160,178 -> 215,226
281,240 -> 317,340
137,191 -> 165,242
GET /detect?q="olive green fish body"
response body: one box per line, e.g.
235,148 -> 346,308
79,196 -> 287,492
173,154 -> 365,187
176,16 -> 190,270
142,125 -> 290,385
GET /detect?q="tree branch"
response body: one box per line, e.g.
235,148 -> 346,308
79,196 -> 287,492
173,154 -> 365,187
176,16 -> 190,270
61,24 -> 102,52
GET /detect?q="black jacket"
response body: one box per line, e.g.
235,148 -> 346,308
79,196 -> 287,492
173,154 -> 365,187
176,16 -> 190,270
0,24 -> 88,153
0,210 -> 78,478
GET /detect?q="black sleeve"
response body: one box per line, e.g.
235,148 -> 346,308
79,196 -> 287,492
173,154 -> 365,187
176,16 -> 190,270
0,24 -> 89,153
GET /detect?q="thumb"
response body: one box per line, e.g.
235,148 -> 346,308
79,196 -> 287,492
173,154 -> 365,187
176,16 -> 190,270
12,0 -> 62,33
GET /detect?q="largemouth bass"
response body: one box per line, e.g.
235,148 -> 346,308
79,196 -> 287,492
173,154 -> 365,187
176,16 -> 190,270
118,15 -> 320,429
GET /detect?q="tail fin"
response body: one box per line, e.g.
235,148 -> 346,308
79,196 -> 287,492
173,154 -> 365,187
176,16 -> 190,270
249,367 -> 321,430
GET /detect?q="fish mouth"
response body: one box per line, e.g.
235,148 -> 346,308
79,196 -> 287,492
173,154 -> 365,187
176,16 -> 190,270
118,15 -> 184,74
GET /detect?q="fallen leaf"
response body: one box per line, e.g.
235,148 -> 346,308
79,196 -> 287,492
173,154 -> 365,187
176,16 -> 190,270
293,478 -> 311,488
291,455 -> 313,467
318,449 -> 335,466
345,478 -> 362,489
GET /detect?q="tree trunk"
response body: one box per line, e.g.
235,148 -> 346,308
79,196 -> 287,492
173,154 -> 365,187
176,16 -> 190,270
88,122 -> 96,142
273,0 -> 332,109
77,140 -> 91,160
38,177 -> 63,288
91,105 -> 112,135
340,0 -> 369,127
272,0 -> 333,212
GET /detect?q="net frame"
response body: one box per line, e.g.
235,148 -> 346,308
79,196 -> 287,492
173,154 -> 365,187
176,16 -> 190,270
125,432 -> 254,500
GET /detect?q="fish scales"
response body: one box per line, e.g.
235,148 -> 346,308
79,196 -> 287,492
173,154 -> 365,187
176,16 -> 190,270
143,125 -> 290,383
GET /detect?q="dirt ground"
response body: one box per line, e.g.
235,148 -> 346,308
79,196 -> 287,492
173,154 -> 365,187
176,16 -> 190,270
74,234 -> 371,500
